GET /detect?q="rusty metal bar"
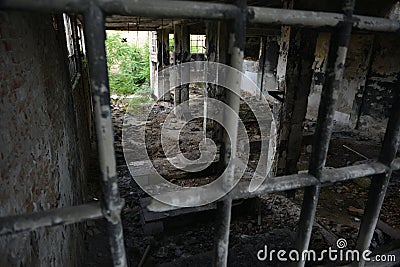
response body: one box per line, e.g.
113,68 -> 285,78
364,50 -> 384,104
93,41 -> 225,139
294,1 -> 355,265
0,0 -> 238,19
99,0 -> 238,20
214,199 -> 233,266
355,91 -> 400,266
1,155 -> 397,235
146,158 -> 400,212
246,160 -> 393,198
0,1 -> 398,267
83,5 -> 127,267
0,202 -> 103,236
1,0 -> 400,33
353,14 -> 400,32
213,0 -> 246,266
70,15 -> 83,74
249,7 -> 400,32
0,0 -> 88,12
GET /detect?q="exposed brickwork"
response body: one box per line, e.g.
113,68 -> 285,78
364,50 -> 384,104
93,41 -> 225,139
0,12 -> 88,266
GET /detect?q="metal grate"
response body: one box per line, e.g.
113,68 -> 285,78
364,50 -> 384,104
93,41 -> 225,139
1,1 -> 400,266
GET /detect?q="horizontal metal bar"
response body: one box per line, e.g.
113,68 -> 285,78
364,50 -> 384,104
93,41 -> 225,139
249,6 -> 400,32
98,0 -> 238,20
0,0 -> 88,13
0,202 -> 103,236
0,0 -> 238,20
250,7 -> 342,27
2,159 -> 393,234
147,158 -> 400,212
0,157 -> 394,235
356,88 -> 400,266
1,0 -> 399,33
231,158 -> 397,198
355,14 -> 400,32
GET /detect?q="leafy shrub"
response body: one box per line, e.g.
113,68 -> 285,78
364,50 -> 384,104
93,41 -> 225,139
105,32 -> 150,95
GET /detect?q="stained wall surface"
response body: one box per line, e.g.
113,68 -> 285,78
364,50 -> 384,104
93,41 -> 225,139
0,12 -> 88,266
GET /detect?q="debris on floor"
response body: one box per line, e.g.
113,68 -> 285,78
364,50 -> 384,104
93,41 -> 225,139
85,93 -> 400,266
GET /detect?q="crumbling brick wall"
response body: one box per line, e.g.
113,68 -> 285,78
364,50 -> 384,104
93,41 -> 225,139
0,11 -> 88,266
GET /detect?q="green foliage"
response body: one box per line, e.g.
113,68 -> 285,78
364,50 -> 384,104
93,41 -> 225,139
169,34 -> 174,52
132,84 -> 154,103
105,32 -> 150,95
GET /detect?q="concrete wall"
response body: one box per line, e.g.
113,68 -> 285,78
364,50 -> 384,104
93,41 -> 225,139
340,34 -> 374,125
306,33 -> 375,125
0,12 -> 88,266
306,32 -> 330,121
242,59 -> 259,91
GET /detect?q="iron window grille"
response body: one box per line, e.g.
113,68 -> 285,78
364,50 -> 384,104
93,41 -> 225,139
0,1 -> 400,267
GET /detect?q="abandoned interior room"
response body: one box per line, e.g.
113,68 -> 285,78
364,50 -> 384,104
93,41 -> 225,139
2,0 -> 400,266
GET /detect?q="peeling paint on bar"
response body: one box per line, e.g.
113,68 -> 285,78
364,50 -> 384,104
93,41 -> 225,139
354,14 -> 400,32
250,7 -> 343,27
0,1 -> 399,266
356,87 -> 400,265
0,202 -> 103,236
294,1 -> 356,265
1,1 -> 400,33
0,0 -> 88,12
213,1 -> 246,266
249,7 -> 400,32
83,5 -> 127,267
99,0 -> 238,20
146,158 -> 400,212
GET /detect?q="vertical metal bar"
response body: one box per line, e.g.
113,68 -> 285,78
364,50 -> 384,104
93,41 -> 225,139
214,198 -> 233,267
355,91 -> 400,266
213,0 -> 246,266
158,27 -> 171,102
173,24 -> 181,113
258,36 -> 267,98
162,28 -> 172,102
180,25 -> 190,118
70,15 -> 82,74
83,5 -> 127,267
294,0 -> 355,266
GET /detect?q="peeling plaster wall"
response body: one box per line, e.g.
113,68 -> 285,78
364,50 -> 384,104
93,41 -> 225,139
305,31 -> 400,139
307,33 -> 374,124
342,34 -> 374,126
0,12 -> 87,266
306,32 -> 330,120
242,59 -> 259,92
306,33 -> 376,125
